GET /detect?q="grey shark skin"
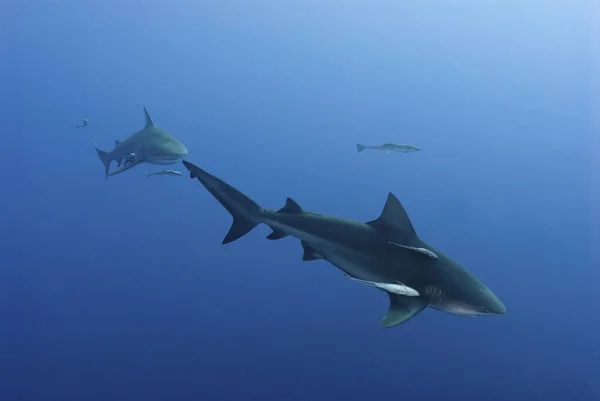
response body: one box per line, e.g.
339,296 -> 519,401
356,143 -> 421,153
182,160 -> 506,328
94,107 -> 188,179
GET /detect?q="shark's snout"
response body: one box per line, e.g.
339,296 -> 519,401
168,140 -> 188,157
492,299 -> 507,315
483,290 -> 506,315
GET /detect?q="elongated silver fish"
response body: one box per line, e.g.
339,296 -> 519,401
356,143 -> 421,154
343,273 -> 420,297
145,169 -> 183,177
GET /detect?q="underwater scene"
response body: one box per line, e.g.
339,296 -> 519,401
3,2 -> 599,401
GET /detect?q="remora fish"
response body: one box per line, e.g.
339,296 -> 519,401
356,143 -> 421,154
94,107 -> 188,179
182,160 -> 506,328
145,169 -> 183,177
342,274 -> 420,297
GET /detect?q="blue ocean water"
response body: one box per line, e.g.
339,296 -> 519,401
2,2 -> 598,400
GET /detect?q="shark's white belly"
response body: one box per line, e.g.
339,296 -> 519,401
146,158 -> 180,165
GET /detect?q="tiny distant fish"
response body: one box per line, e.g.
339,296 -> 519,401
76,119 -> 88,128
145,169 -> 183,177
356,143 -> 421,154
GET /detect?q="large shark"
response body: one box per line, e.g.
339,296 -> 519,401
94,107 -> 188,179
182,160 -> 506,328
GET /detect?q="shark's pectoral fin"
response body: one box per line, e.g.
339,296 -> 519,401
266,228 -> 288,240
381,294 -> 427,328
301,241 -> 323,261
277,198 -> 303,214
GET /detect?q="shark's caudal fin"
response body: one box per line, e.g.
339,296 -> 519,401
94,143 -> 112,179
106,160 -> 142,177
356,144 -> 366,153
182,160 -> 262,244
381,294 -> 427,328
143,106 -> 154,128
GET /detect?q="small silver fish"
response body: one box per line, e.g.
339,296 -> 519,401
356,143 -> 422,154
343,273 -> 420,297
76,119 -> 88,128
145,169 -> 183,177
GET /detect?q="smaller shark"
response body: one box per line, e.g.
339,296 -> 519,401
94,107 -> 188,179
356,143 -> 422,154
76,119 -> 88,128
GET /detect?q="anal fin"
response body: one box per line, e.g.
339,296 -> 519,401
266,229 -> 288,240
380,293 -> 427,328
301,241 -> 323,261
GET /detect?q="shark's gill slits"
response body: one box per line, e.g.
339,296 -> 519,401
424,285 -> 443,301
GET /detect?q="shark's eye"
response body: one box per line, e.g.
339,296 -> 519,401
483,307 -> 493,314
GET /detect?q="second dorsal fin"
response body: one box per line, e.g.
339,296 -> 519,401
276,198 -> 303,214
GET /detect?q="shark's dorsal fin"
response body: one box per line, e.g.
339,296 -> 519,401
277,198 -> 303,214
381,293 -> 427,328
367,193 -> 417,238
143,106 -> 154,128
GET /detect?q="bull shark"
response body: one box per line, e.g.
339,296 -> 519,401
182,160 -> 506,328
94,107 -> 188,179
356,143 -> 421,153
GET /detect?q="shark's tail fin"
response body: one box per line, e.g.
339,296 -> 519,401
356,144 -> 367,153
182,160 -> 262,244
94,143 -> 111,179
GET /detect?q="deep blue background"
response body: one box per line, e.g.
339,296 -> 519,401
2,2 -> 598,400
